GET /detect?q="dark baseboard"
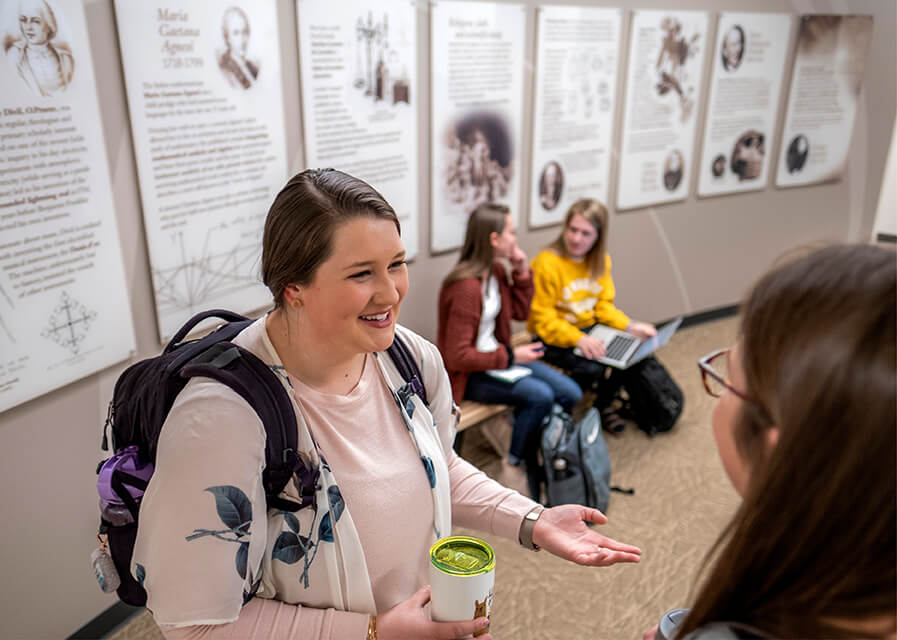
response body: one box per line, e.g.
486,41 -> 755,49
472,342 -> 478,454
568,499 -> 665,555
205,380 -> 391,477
661,304 -> 739,329
68,601 -> 143,640
876,232 -> 897,244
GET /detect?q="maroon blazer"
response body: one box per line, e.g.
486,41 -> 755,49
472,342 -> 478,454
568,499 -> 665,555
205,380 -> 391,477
437,263 -> 534,403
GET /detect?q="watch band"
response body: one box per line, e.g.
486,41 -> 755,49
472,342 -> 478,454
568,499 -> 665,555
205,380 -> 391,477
519,505 -> 544,551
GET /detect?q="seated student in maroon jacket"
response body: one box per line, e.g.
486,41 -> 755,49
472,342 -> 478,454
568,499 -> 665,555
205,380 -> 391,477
437,203 -> 581,500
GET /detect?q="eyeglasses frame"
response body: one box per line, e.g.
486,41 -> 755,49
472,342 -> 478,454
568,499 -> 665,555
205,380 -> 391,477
698,348 -> 751,401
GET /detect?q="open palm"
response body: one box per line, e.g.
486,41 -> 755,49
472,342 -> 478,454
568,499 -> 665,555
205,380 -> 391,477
533,504 -> 642,567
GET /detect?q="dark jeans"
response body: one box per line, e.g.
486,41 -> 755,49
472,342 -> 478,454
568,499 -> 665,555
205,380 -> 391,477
464,361 -> 582,497
539,340 -> 625,407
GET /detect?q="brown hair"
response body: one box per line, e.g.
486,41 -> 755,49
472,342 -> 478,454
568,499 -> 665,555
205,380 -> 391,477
442,203 -> 509,287
677,244 -> 896,638
261,168 -> 399,309
549,198 -> 608,279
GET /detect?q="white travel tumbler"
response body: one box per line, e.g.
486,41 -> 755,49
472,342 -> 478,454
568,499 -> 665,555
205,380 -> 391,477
429,536 -> 495,638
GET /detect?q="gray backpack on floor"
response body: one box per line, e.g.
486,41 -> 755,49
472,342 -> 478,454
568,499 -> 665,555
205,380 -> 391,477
541,405 -> 612,511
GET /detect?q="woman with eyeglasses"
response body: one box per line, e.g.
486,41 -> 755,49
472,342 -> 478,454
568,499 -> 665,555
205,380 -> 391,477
647,244 -> 896,640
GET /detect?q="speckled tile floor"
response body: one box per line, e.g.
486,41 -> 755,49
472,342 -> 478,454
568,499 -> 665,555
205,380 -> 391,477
108,316 -> 740,640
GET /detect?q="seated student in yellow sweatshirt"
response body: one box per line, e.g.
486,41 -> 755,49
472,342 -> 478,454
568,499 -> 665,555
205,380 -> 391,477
527,198 -> 656,432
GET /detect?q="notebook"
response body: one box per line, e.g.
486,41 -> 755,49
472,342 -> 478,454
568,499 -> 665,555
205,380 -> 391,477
485,365 -> 533,383
574,317 -> 683,369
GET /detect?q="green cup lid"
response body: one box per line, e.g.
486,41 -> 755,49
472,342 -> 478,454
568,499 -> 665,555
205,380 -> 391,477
430,536 -> 495,576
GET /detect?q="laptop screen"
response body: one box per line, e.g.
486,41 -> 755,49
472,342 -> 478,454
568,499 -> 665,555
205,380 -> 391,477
631,317 -> 683,362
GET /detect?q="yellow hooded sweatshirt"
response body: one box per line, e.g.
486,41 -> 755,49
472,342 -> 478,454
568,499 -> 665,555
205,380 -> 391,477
527,250 -> 630,348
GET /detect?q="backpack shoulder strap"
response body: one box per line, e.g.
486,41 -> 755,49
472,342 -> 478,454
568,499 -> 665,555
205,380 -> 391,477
181,342 -> 313,512
165,309 -> 251,353
386,332 -> 428,406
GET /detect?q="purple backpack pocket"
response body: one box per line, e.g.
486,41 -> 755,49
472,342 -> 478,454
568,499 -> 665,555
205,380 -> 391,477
97,445 -> 154,526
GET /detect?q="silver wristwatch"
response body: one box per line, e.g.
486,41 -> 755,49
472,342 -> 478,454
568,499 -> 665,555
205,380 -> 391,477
519,506 -> 544,551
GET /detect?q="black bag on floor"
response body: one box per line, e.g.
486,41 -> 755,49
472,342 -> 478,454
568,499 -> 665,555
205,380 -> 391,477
622,356 -> 683,436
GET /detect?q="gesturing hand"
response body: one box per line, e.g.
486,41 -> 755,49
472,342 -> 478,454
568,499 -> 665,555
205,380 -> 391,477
533,504 -> 642,567
377,585 -> 492,640
509,245 -> 528,275
576,334 -> 606,360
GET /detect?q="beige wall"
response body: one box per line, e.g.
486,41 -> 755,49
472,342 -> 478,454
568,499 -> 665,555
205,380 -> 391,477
0,0 -> 894,637
873,120 -> 897,239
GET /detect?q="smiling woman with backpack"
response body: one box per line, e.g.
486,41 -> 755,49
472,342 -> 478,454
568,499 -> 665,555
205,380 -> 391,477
646,244 -> 896,640
131,169 -> 641,640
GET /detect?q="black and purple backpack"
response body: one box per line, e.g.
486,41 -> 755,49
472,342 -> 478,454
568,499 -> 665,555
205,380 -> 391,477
93,309 -> 427,606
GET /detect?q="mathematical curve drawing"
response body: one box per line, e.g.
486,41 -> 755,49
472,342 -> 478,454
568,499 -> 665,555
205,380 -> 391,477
151,229 -> 262,317
42,291 -> 97,355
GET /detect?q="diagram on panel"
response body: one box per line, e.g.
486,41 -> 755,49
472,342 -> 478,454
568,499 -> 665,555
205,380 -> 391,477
152,229 -> 261,317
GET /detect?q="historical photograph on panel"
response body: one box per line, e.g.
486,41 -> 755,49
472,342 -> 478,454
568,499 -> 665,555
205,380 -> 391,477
776,15 -> 873,188
297,0 -> 419,258
529,6 -> 621,228
430,1 -> 525,252
0,0 -> 135,411
617,10 -> 708,210
698,13 -> 792,197
114,1 -> 289,340
443,110 -> 512,214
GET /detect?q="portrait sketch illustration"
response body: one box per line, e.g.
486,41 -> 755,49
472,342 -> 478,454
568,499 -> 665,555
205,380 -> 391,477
663,149 -> 684,191
217,6 -> 259,90
721,25 -> 745,72
3,0 -> 73,97
539,161 -> 563,211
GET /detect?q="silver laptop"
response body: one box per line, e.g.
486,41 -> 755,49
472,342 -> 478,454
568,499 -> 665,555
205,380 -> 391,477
574,317 -> 683,369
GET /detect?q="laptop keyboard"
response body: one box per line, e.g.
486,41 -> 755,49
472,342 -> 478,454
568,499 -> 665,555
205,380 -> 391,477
605,334 -> 637,361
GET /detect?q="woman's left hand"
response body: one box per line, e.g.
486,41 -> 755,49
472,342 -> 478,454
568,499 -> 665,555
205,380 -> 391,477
627,321 -> 657,340
532,504 -> 642,567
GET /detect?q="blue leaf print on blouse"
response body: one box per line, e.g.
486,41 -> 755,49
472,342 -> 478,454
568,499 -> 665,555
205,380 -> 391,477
135,563 -> 146,586
327,485 -> 344,523
273,531 -> 309,564
236,542 -> 249,579
395,383 -> 416,419
319,512 -> 333,542
206,485 -> 252,536
283,511 -> 300,534
185,485 -> 254,583
421,456 -> 436,488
